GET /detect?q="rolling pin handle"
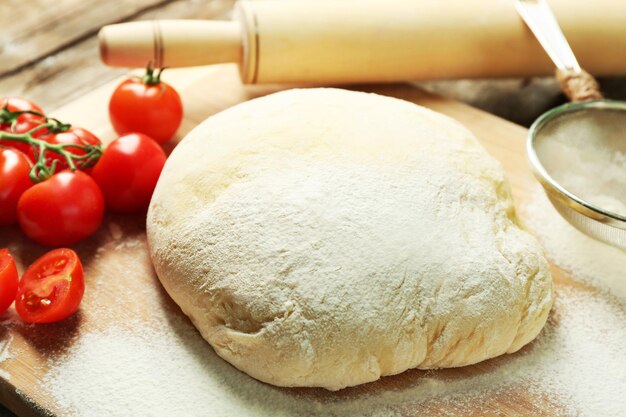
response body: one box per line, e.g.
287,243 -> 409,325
98,20 -> 243,68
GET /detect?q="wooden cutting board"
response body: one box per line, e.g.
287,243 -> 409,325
0,65 -> 601,417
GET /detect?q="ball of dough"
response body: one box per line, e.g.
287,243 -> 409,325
147,88 -> 553,391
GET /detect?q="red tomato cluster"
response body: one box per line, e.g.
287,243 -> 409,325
1,97 -> 105,245
1,248 -> 84,323
1,96 -> 168,247
1,67 -> 180,324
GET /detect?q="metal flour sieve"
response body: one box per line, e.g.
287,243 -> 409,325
516,0 -> 626,249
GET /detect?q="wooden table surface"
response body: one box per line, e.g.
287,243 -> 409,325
1,1 -> 625,416
2,0 -> 626,128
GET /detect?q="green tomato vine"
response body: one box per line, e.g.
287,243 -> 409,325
0,107 -> 103,183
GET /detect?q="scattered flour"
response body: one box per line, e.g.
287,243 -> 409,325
41,288 -> 626,417
0,334 -> 13,381
113,238 -> 142,251
19,186 -> 626,417
0,310 -> 21,327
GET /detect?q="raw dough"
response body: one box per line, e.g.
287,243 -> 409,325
146,88 -> 553,391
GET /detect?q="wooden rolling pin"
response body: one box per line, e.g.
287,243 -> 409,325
98,0 -> 626,84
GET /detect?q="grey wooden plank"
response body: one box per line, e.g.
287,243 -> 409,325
0,0 -> 235,111
0,0 -> 175,76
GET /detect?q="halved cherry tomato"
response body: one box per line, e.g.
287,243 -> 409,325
0,97 -> 46,160
15,248 -> 84,323
0,148 -> 33,226
17,171 -> 104,246
44,127 -> 102,172
91,133 -> 166,212
108,68 -> 183,144
0,249 -> 19,314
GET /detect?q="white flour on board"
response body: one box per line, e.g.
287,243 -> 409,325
16,187 -> 626,416
41,287 -> 626,417
0,334 -> 13,381
1,311 -> 22,381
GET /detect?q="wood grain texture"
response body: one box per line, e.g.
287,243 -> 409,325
0,65 -> 595,417
0,0 -> 173,76
0,0 -> 235,110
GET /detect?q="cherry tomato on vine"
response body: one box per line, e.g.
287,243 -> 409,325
108,66 -> 183,144
0,97 -> 45,132
0,148 -> 33,226
0,249 -> 19,314
44,127 -> 102,172
15,248 -> 84,323
17,171 -> 104,246
91,133 -> 166,212
0,97 -> 47,160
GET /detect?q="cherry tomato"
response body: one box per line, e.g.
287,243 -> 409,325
91,133 -> 166,213
0,97 -> 46,160
15,248 -> 84,323
44,127 -> 102,172
0,249 -> 19,314
108,69 -> 183,144
0,148 -> 33,226
0,97 -> 45,131
17,171 -> 104,246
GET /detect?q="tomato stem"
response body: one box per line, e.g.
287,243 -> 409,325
0,106 -> 46,125
0,122 -> 103,182
141,62 -> 166,86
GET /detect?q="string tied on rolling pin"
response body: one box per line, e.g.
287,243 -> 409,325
556,68 -> 603,102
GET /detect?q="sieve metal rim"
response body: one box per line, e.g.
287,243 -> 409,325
527,99 -> 626,230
